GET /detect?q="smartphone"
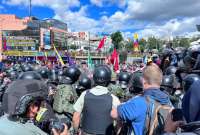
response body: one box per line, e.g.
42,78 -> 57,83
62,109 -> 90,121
171,109 -> 184,121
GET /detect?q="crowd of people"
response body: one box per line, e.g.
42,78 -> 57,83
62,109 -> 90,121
0,44 -> 199,135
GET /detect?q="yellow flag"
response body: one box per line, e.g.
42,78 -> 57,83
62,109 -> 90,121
134,33 -> 138,39
44,51 -> 47,59
53,45 -> 65,66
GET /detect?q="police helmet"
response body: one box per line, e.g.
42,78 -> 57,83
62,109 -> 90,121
183,74 -> 200,92
118,72 -> 130,89
18,71 -> 42,80
175,47 -> 186,60
160,75 -> 175,94
165,66 -> 177,75
48,70 -> 59,84
58,69 -> 64,76
2,79 -> 47,115
161,75 -> 174,88
64,66 -> 81,84
7,70 -> 18,81
76,76 -> 92,96
21,64 -> 33,72
129,71 -> 143,94
93,65 -> 111,86
39,68 -> 49,79
183,45 -> 200,70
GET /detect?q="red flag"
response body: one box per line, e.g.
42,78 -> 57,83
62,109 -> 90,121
133,42 -> 139,52
110,48 -> 117,64
3,37 -> 7,51
110,48 -> 119,72
96,36 -> 106,50
114,53 -> 119,72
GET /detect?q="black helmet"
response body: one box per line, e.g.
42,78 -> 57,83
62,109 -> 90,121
48,69 -> 58,84
21,64 -> 33,72
7,70 -> 18,81
165,66 -> 177,75
93,65 -> 111,86
39,68 -> 49,79
58,69 -> 64,76
183,45 -> 200,70
118,72 -> 131,89
76,76 -> 92,96
175,47 -> 186,60
183,74 -> 200,92
129,71 -> 143,94
161,75 -> 175,94
64,66 -> 81,84
161,75 -> 174,88
18,71 -> 42,80
2,79 -> 47,115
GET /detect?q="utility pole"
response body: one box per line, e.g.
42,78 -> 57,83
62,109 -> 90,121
29,0 -> 32,17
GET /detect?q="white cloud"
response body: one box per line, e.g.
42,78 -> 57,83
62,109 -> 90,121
125,0 -> 200,21
3,0 -> 80,12
90,0 -> 127,8
137,17 -> 200,38
90,0 -> 103,7
3,0 -> 200,38
54,6 -> 99,32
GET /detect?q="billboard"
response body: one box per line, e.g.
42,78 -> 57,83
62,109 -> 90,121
3,36 -> 37,51
40,28 -> 51,50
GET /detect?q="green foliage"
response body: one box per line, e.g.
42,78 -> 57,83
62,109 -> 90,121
147,37 -> 158,50
138,38 -> 147,52
172,37 -> 190,48
179,38 -> 190,48
111,31 -> 123,50
119,51 -> 127,63
69,44 -> 78,50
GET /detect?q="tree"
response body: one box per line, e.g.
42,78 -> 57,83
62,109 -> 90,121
111,31 -> 123,50
138,38 -> 147,52
179,38 -> 190,48
147,37 -> 158,50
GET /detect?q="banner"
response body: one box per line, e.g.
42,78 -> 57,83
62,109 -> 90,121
40,28 -> 51,50
96,36 -> 106,50
53,45 -> 65,66
133,33 -> 139,52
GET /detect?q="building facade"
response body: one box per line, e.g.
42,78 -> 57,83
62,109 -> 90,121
0,14 -> 68,61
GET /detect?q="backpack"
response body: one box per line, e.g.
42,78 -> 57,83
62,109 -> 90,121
144,96 -> 173,135
53,84 -> 75,114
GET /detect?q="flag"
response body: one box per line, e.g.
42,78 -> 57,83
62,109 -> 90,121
134,33 -> 138,39
110,48 -> 119,72
67,54 -> 75,66
114,53 -> 119,72
87,52 -> 93,69
133,33 -> 139,52
96,36 -> 106,50
3,37 -> 7,51
133,42 -> 139,52
53,45 -> 65,66
110,48 -> 117,64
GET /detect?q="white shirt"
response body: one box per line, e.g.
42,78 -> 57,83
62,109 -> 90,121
73,86 -> 120,113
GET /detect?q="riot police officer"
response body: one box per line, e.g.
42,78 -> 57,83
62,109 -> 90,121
129,71 -> 143,96
76,75 -> 92,97
53,66 -> 81,117
73,65 -> 120,135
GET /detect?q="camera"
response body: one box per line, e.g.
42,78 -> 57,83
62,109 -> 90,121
49,117 -> 72,134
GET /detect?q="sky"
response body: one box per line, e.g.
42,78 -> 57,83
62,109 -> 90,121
1,0 -> 200,39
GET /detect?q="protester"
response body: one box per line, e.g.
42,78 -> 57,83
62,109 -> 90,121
111,65 -> 173,135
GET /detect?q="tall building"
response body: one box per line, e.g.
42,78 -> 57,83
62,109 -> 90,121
0,14 -> 68,61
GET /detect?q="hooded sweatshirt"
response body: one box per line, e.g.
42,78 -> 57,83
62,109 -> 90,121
117,88 -> 172,135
